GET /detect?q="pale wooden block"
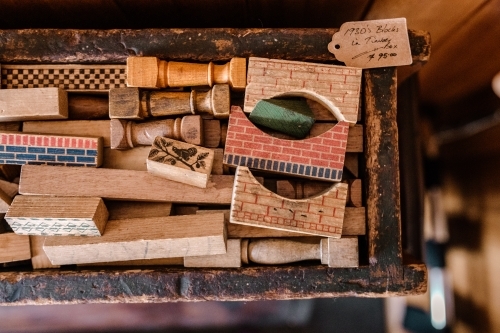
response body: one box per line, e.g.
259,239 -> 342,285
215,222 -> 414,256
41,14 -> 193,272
147,137 -> 214,188
0,233 -> 31,263
321,237 -> 358,268
19,165 -> 234,204
0,87 -> 68,121
0,179 -> 18,198
0,187 -> 12,213
184,239 -> 241,268
78,257 -> 183,267
23,120 -> 111,147
30,236 -> 60,269
231,166 -> 348,237
106,201 -> 172,220
6,196 -> 108,236
43,213 -> 227,265
103,147 -> 149,171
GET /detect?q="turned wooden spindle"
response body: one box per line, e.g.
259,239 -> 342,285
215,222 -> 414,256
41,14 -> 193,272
109,85 -> 230,119
110,115 -> 203,149
126,57 -> 246,91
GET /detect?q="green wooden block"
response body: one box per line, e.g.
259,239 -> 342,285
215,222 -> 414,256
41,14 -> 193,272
249,98 -> 315,139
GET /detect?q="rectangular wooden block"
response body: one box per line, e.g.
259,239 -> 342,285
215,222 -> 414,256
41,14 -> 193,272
43,213 -> 227,265
5,196 -> 109,236
106,201 -> 172,220
103,147 -> 149,171
321,237 -> 358,268
30,236 -> 60,269
0,233 -> 31,264
0,179 -> 18,198
19,165 -> 235,204
184,239 -> 241,268
1,64 -> 127,92
23,120 -> 111,147
78,257 -> 183,267
0,87 -> 68,121
147,137 -> 214,188
0,132 -> 103,167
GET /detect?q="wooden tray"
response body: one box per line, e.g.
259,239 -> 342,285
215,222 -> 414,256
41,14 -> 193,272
0,28 -> 430,304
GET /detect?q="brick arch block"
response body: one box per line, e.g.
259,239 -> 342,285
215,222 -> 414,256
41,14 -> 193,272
223,106 -> 349,182
230,166 -> 348,237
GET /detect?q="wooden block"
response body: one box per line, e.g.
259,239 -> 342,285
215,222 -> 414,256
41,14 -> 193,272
347,179 -> 362,207
0,132 -> 103,167
5,196 -> 108,236
0,179 -> 19,198
1,64 -> 126,92
109,85 -> 230,119
0,187 -> 12,213
174,205 -> 199,216
212,148 -> 224,175
106,201 -> 172,220
344,153 -> 359,177
147,137 -> 214,188
30,236 -> 60,269
78,257 -> 183,267
244,57 -> 362,124
184,239 -> 242,268
203,119 -> 221,148
0,122 -> 21,132
0,233 -> 31,264
103,147 -> 149,171
320,237 -> 358,268
110,115 -> 202,149
19,165 -> 235,204
43,213 -> 227,265
127,57 -> 246,90
231,166 -> 348,237
0,88 -> 68,121
23,120 -> 111,147
68,94 -> 109,120
224,107 -> 348,182
249,98 -> 315,139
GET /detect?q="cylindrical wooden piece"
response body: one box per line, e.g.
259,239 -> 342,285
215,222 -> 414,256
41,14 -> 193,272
163,61 -> 213,87
149,91 -> 194,117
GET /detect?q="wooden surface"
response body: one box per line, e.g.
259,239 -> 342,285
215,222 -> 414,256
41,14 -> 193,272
30,236 -> 59,269
0,233 -> 31,264
68,94 -> 109,120
0,179 -> 18,198
184,238 -> 242,268
147,137 -> 214,188
5,196 -> 108,236
321,237 -> 359,268
0,87 -> 67,121
203,119 -> 221,148
102,147 -> 149,170
0,188 -> 12,213
44,213 -> 227,265
106,201 -> 172,220
19,165 -> 235,204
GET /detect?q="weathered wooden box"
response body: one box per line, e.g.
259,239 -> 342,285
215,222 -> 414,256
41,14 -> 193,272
0,28 -> 429,304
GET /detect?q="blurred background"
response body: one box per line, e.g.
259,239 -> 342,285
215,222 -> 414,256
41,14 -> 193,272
1,0 -> 500,332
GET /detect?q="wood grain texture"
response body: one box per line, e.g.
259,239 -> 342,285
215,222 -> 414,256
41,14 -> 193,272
203,119 -> 221,148
147,137 -> 214,188
344,153 -> 359,177
102,147 -> 149,171
6,196 -> 108,236
0,122 -> 21,132
43,213 -> 227,265
106,201 -> 172,220
184,238 -> 241,268
78,257 -> 183,267
68,94 -> 109,120
30,236 -> 59,269
0,88 -> 67,121
0,179 -> 18,198
19,165 -> 235,204
0,188 -> 12,213
23,120 -> 111,147
0,233 -> 31,264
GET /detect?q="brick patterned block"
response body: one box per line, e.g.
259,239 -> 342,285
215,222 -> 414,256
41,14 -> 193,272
223,107 -> 348,182
230,166 -> 348,237
245,57 -> 362,124
0,132 -> 102,167
1,65 -> 126,92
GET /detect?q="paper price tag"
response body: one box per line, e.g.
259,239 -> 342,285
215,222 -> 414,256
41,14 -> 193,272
328,18 -> 412,69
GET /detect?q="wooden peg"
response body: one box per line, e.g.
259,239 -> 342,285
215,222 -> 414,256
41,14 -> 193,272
6,196 -> 108,236
110,115 -> 202,149
0,87 -> 68,121
126,57 -> 246,90
109,85 -> 230,119
0,233 -> 31,264
147,137 -> 214,188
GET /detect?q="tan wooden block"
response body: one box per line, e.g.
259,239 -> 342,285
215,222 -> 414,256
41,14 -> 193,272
147,137 -> 214,188
43,213 -> 227,265
0,122 -> 21,132
212,148 -> 224,175
0,233 -> 31,264
184,239 -> 241,268
126,57 -> 159,88
0,87 -> 68,121
0,179 -> 19,199
106,201 -> 172,220
0,164 -> 21,181
30,236 -> 59,269
320,237 -> 358,268
5,196 -> 108,236
19,165 -> 235,204
103,147 -> 149,171
78,257 -> 183,267
23,120 -> 111,147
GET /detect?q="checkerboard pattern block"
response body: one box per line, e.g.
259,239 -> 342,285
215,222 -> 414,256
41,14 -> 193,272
230,166 -> 347,237
244,57 -> 362,124
0,133 -> 102,167
1,65 -> 127,91
223,107 -> 349,182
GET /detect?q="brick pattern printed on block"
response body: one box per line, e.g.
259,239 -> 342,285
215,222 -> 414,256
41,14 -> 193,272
7,218 -> 101,236
230,166 -> 348,238
244,57 -> 362,124
1,65 -> 126,91
0,132 -> 101,167
223,107 -> 348,182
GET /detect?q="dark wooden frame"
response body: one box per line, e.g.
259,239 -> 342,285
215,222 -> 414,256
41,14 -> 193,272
0,29 -> 430,304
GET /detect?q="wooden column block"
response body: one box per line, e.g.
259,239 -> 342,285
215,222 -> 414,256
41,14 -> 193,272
126,57 -> 246,90
231,166 -> 348,237
249,98 -> 315,139
184,239 -> 242,268
43,213 -> 227,265
30,236 -> 60,269
0,233 -> 31,264
110,115 -> 202,149
0,88 -> 68,121
5,196 -> 108,236
147,137 -> 214,188
109,85 -> 230,119
19,165 -> 235,204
